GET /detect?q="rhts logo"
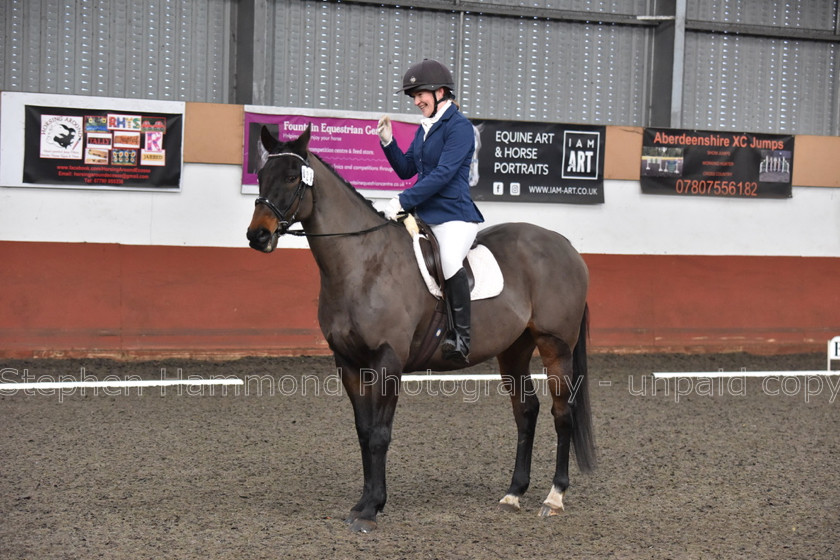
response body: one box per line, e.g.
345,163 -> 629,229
107,114 -> 142,131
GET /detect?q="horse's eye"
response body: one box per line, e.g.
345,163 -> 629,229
286,174 -> 298,184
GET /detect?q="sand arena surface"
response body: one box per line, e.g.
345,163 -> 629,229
1,353 -> 837,559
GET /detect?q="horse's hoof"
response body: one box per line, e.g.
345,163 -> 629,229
539,486 -> 565,517
498,494 -> 521,513
538,503 -> 565,517
347,518 -> 377,533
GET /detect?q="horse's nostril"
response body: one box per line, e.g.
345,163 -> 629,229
247,227 -> 271,248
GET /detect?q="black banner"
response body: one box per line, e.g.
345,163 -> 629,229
23,105 -> 182,188
641,128 -> 793,198
470,120 -> 605,204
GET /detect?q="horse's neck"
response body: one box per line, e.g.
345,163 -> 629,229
305,159 -> 383,234
303,159 -> 396,276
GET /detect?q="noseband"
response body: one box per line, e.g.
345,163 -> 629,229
255,152 -> 314,233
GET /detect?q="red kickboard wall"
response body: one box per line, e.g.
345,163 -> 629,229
0,241 -> 324,358
1,241 -> 837,358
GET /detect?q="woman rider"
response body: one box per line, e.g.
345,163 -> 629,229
376,58 -> 484,365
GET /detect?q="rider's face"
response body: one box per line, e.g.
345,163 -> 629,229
411,89 -> 443,118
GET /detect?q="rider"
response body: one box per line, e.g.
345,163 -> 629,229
377,58 -> 484,365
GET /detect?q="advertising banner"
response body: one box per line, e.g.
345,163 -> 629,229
23,105 -> 182,189
243,112 -> 416,191
641,128 -> 793,198
470,120 -> 605,204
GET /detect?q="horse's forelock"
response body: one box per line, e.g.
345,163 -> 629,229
257,125 -> 312,172
256,138 -> 309,174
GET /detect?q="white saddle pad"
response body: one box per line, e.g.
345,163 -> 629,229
411,233 -> 504,301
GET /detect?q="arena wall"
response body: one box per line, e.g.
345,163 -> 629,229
1,99 -> 839,358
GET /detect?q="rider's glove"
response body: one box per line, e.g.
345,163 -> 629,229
383,196 -> 402,221
377,115 -> 393,146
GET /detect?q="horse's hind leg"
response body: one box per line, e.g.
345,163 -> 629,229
497,331 -> 538,513
535,334 -> 577,516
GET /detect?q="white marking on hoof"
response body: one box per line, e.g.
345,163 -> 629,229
498,494 -> 521,512
539,486 -> 565,517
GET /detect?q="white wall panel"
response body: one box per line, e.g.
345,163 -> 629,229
268,0 -> 459,114
472,0 -> 647,14
683,32 -> 839,134
265,1 -> 649,124
2,166 -> 839,257
0,0 -> 233,102
2,0 -> 839,132
687,0 -> 838,30
460,15 -> 648,123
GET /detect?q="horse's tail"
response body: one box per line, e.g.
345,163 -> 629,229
572,303 -> 596,472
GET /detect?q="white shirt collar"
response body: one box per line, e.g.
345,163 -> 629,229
420,100 -> 452,139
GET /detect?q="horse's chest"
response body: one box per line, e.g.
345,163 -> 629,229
316,266 -> 417,356
318,292 -> 386,350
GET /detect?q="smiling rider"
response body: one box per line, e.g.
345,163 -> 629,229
377,58 -> 484,365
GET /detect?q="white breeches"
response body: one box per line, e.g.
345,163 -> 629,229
429,221 -> 479,280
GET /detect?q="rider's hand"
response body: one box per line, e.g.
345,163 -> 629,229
377,115 -> 393,146
383,196 -> 402,220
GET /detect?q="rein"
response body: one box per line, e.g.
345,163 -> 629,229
255,151 -> 400,238
280,220 -> 398,238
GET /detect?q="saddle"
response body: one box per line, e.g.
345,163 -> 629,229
405,215 -> 502,301
401,215 -> 504,372
413,217 -> 476,295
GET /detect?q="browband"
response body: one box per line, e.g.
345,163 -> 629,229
267,152 -> 314,186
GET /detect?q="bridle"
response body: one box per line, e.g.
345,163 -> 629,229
254,152 -> 313,235
254,151 -> 399,238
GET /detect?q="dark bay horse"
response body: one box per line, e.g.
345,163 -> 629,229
246,125 -> 595,532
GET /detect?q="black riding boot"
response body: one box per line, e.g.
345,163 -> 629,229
441,268 -> 471,364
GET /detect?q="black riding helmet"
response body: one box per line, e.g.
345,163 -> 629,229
396,58 -> 456,117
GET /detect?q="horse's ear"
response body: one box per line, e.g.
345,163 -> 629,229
260,125 -> 279,153
256,126 -> 279,171
291,123 -> 312,155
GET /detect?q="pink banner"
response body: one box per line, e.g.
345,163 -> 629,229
243,112 -> 417,191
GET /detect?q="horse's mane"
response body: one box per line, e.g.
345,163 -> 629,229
309,151 -> 388,218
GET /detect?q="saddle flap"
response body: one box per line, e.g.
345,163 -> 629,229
415,218 -> 475,292
409,216 -> 499,300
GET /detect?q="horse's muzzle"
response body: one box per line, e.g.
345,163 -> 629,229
246,226 -> 278,253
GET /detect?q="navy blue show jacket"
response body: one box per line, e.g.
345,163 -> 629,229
382,104 -> 484,225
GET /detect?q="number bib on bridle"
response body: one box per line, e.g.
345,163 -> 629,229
255,152 -> 313,232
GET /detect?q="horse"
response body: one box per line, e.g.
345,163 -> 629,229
246,124 -> 595,532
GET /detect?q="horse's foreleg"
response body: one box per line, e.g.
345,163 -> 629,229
536,336 -> 575,517
338,355 -> 400,532
496,333 -> 538,513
